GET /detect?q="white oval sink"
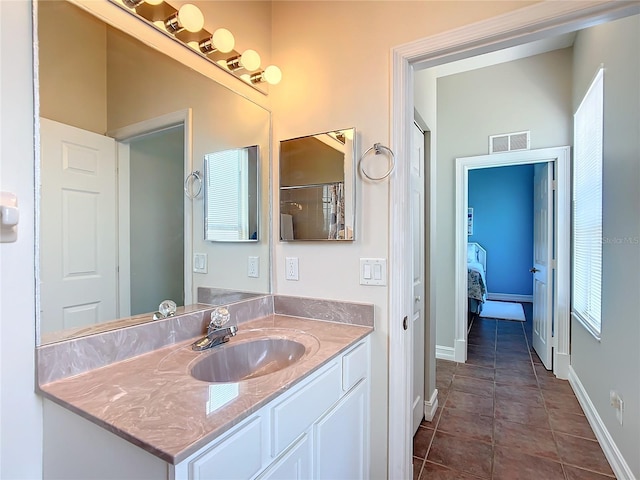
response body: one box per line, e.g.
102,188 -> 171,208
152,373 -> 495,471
190,338 -> 306,383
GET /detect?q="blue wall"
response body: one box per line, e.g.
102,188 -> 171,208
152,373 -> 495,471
468,164 -> 534,296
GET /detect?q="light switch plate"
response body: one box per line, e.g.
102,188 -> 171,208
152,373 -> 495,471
360,258 -> 387,286
193,253 -> 208,274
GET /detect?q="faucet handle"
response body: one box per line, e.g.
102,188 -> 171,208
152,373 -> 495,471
210,306 -> 231,328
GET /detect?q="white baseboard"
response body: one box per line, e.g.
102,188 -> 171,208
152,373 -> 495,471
435,345 -> 455,361
424,389 -> 438,421
568,366 -> 634,480
487,293 -> 533,303
554,352 -> 570,380
454,338 -> 466,363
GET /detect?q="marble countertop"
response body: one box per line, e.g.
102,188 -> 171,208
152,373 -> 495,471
38,315 -> 372,465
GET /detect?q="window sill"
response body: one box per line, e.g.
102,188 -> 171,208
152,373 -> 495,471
571,311 -> 601,342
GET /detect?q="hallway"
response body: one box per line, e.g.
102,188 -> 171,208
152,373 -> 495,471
413,303 -> 615,479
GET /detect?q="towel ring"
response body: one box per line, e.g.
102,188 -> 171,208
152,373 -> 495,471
184,171 -> 202,199
358,143 -> 396,181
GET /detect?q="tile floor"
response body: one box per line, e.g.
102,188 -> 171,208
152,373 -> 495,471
413,303 -> 616,479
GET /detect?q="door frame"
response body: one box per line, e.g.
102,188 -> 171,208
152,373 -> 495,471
108,109 -> 193,313
388,2 -> 640,478
454,148 -> 570,372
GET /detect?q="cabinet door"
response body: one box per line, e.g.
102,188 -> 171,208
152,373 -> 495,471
314,380 -> 368,480
258,434 -> 311,480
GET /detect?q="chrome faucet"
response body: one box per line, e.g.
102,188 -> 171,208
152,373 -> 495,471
192,307 -> 238,351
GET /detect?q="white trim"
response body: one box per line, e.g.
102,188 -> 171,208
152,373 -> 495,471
388,2 -> 640,477
435,345 -> 455,362
109,109 -> 194,307
487,293 -> 533,303
423,389 -> 438,422
568,366 -> 634,480
117,142 -> 131,317
454,148 -> 571,378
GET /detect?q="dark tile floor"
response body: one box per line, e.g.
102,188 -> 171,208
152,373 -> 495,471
413,303 -> 616,480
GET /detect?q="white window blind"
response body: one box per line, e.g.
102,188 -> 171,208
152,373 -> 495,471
205,148 -> 249,241
572,67 -> 603,339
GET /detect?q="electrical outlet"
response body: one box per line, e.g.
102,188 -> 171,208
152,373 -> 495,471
610,390 -> 624,425
248,256 -> 259,278
285,257 -> 299,281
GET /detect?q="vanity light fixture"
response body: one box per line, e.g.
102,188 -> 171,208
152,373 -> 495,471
122,0 -> 163,9
250,65 -> 282,85
226,49 -> 261,72
199,28 -> 235,54
165,3 -> 204,34
112,0 -> 282,94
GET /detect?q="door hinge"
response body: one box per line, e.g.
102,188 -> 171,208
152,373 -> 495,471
552,179 -> 557,190
552,336 -> 558,348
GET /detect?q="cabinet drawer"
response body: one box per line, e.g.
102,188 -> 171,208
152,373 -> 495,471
271,362 -> 341,456
342,341 -> 368,391
189,416 -> 264,479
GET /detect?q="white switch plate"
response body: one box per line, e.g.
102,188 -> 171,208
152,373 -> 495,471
285,257 -> 299,281
193,253 -> 208,274
248,256 -> 259,278
360,258 -> 387,285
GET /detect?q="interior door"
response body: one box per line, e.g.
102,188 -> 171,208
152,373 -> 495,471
40,118 -> 117,334
532,162 -> 554,369
411,123 -> 426,434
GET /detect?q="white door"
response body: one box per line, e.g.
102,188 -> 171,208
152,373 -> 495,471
40,118 -> 118,334
532,162 -> 554,369
411,123 -> 425,434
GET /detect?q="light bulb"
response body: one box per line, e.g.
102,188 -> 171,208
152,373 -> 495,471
240,73 -> 251,83
146,0 -> 164,4
165,4 -> 204,34
343,129 -> 354,141
263,65 -> 282,85
177,4 -> 204,32
212,28 -> 235,53
240,49 -> 261,71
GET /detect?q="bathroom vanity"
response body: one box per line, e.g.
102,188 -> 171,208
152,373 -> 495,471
38,297 -> 373,479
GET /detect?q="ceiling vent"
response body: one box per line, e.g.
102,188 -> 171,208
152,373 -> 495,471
489,131 -> 530,154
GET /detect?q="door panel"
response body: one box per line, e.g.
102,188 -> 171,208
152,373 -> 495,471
40,118 -> 117,334
532,162 -> 553,369
411,124 -> 425,434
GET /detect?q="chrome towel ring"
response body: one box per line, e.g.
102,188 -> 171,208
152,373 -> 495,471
184,170 -> 203,199
358,143 -> 396,181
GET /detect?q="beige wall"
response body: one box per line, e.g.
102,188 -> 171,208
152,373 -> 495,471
38,1 -> 107,133
0,1 -> 43,477
270,1 -> 532,476
430,48 -> 573,348
571,14 -> 640,478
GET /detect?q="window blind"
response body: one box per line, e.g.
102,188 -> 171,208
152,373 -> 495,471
572,67 -> 603,339
205,148 -> 249,241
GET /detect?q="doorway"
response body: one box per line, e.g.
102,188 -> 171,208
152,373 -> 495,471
454,148 -> 570,372
388,3 -> 637,477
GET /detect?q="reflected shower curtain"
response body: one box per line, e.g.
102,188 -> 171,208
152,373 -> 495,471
328,182 -> 345,239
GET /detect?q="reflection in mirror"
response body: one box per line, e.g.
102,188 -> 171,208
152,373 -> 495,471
36,1 -> 271,345
205,146 -> 259,242
279,128 -> 356,241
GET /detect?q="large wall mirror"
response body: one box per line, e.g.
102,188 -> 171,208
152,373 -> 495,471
36,0 -> 271,345
279,128 -> 356,241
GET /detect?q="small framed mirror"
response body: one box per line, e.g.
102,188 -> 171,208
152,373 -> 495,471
204,145 -> 260,242
279,128 -> 356,241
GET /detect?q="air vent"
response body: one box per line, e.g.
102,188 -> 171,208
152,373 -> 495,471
489,131 -> 530,154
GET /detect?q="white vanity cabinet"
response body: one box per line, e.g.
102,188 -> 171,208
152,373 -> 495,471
43,336 -> 370,480
173,337 -> 370,480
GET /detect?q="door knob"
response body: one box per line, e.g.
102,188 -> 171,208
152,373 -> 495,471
530,267 -> 539,273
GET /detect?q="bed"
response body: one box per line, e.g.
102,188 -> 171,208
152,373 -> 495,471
467,242 -> 487,317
